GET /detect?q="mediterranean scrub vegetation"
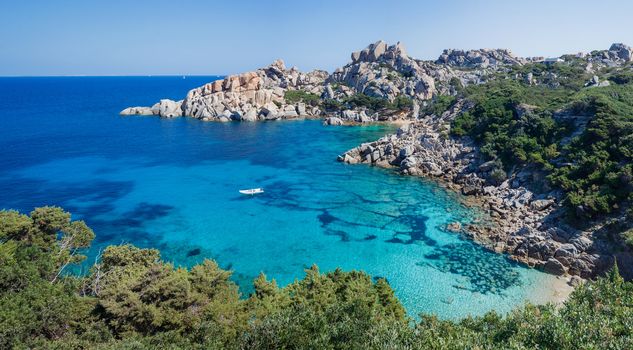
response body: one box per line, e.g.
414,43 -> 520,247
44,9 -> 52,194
2,206 -> 633,349
322,93 -> 414,113
283,89 -> 321,106
449,61 -> 633,221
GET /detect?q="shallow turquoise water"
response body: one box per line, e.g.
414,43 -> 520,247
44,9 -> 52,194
0,77 -> 561,319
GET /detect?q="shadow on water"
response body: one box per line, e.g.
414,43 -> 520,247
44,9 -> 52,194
385,214 -> 436,246
421,242 -> 522,295
0,176 -> 134,217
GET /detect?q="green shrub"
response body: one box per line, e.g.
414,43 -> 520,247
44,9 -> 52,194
489,168 -> 507,185
284,89 -> 321,106
622,229 -> 633,248
427,95 -> 457,116
392,95 -> 414,110
322,98 -> 343,111
608,72 -> 633,85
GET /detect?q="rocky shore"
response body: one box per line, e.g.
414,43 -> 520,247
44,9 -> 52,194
337,101 -> 608,279
121,40 -> 633,280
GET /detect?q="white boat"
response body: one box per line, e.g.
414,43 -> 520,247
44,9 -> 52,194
239,188 -> 264,195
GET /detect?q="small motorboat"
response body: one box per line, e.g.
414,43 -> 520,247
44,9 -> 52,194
239,188 -> 264,195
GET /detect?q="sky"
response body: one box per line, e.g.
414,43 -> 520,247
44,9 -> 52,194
1,0 -> 632,76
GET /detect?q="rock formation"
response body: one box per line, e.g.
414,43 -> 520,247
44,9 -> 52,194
436,48 -> 526,68
122,60 -> 327,122
332,40 -> 436,101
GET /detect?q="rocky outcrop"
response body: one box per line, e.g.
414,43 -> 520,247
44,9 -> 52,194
122,60 -> 327,122
182,59 -> 327,122
122,41 -> 632,125
330,40 -> 436,103
155,99 -> 183,117
323,116 -> 344,126
120,106 -> 154,116
584,43 -> 633,68
120,99 -> 183,118
436,48 -> 526,68
607,43 -> 632,62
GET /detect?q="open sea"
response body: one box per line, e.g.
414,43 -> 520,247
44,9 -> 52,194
0,76 -> 563,319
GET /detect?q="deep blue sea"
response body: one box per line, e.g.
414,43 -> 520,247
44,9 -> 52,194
0,76 -> 563,318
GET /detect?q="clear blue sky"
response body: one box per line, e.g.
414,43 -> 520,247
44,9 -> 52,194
1,0 -> 632,76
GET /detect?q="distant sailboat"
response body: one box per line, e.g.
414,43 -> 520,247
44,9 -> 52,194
239,188 -> 264,195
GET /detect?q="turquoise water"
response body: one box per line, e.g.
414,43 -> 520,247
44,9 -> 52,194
0,77 -> 561,319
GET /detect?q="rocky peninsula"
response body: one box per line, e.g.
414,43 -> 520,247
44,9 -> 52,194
122,41 -> 633,280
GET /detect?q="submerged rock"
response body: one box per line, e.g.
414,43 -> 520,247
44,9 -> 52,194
446,222 -> 462,233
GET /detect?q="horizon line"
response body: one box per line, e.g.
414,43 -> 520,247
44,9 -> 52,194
0,74 -> 227,78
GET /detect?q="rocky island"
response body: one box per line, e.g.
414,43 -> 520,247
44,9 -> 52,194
122,41 -> 633,281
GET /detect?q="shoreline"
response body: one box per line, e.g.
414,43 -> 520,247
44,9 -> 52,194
345,154 -> 578,304
328,121 -> 579,305
337,113 -> 604,280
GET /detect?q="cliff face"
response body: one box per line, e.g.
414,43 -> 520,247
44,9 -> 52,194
181,60 -> 328,122
329,40 -> 436,101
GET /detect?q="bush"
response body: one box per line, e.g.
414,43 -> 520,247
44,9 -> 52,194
322,98 -> 343,111
284,90 -> 321,106
489,167 -> 507,185
427,95 -> 457,116
621,229 -> 633,248
608,72 -> 633,85
392,95 -> 414,110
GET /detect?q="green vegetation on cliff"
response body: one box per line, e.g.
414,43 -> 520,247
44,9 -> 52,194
450,62 -> 633,220
323,93 -> 414,114
2,207 -> 633,349
284,89 -> 321,106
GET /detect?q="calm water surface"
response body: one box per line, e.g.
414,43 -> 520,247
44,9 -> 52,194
0,76 -> 560,318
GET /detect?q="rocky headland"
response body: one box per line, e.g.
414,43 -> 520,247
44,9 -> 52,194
122,41 -> 633,280
121,59 -> 327,121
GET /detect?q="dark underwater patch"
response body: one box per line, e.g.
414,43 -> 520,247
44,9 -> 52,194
384,214 -> 436,246
186,248 -> 201,257
318,210 -> 337,225
420,242 -> 522,295
324,228 -> 350,241
0,177 -> 134,217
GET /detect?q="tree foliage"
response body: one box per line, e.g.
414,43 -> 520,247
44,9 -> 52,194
284,89 -> 321,106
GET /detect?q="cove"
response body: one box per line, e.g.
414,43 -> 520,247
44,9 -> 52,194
0,77 -> 565,319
